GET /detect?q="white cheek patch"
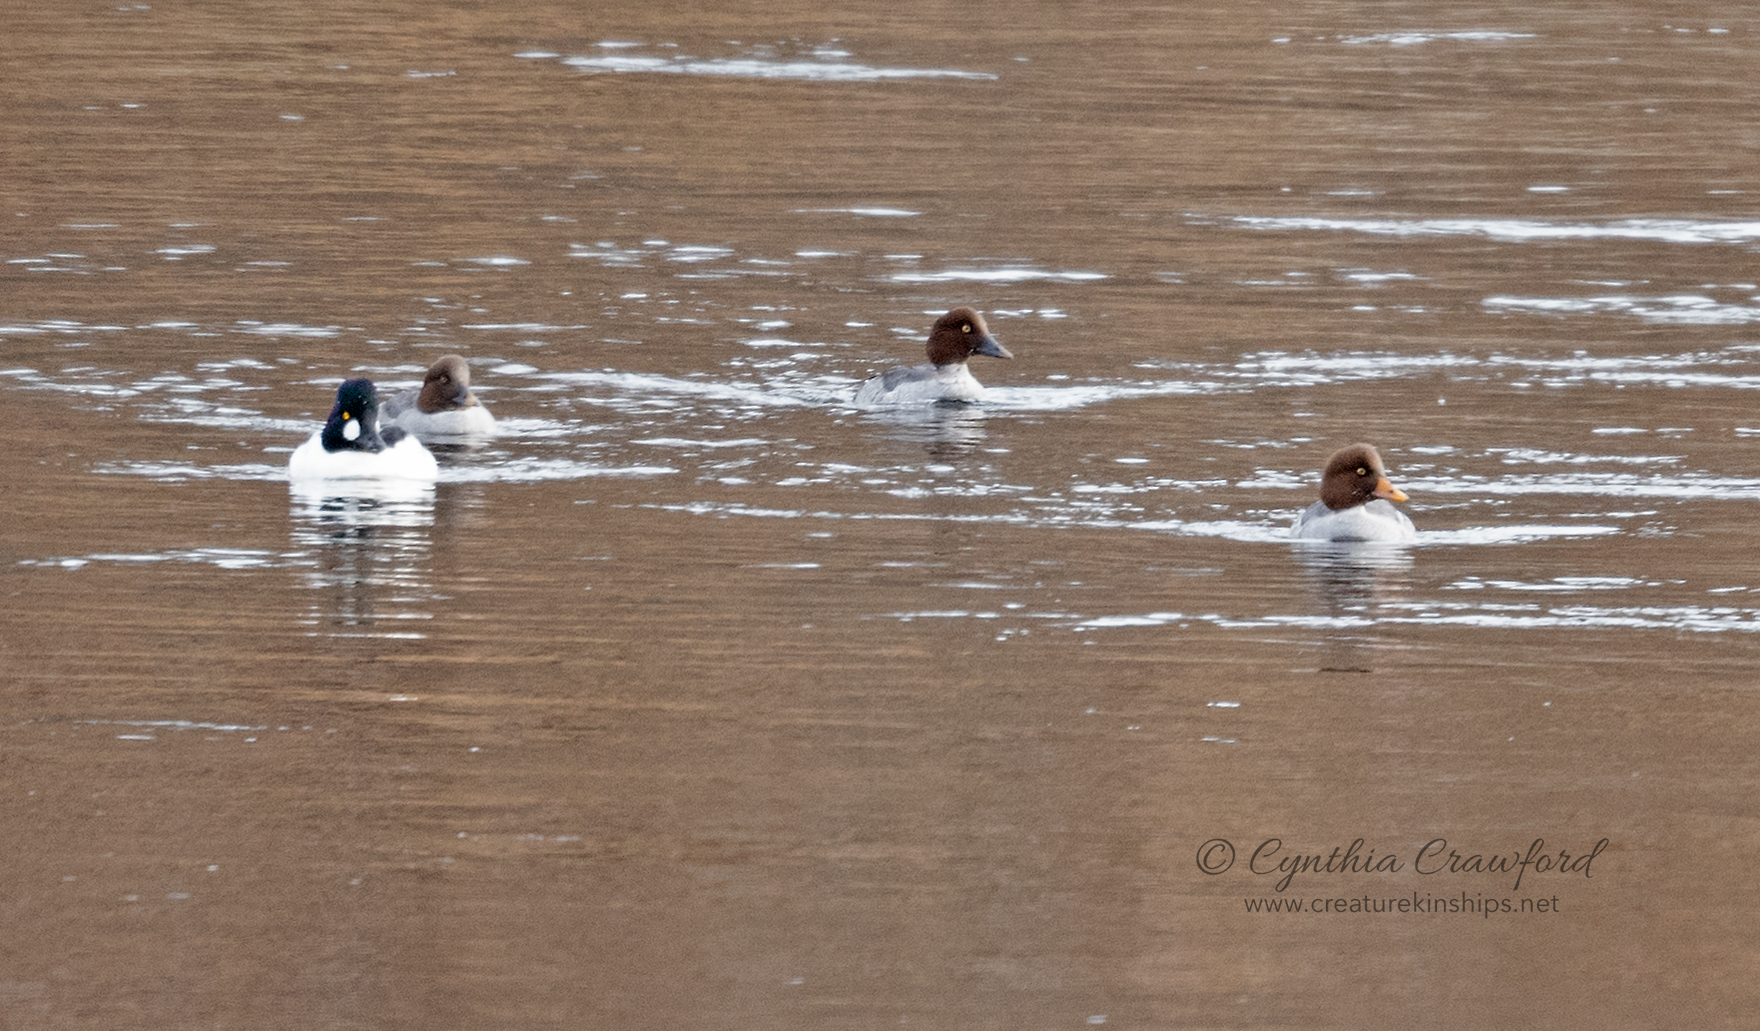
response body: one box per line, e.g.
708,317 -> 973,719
342,419 -> 361,441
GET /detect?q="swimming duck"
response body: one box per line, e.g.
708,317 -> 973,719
380,354 -> 496,437
288,378 -> 439,481
1290,443 -> 1415,542
853,307 -> 1013,404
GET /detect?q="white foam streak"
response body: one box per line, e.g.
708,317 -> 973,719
438,459 -> 677,483
560,53 -> 994,82
1230,215 -> 1760,245
20,548 -> 295,571
888,268 -> 1107,284
540,370 -> 813,408
1073,606 -> 1760,634
1412,474 -> 1760,501
1486,294 -> 1760,325
1338,30 -> 1537,46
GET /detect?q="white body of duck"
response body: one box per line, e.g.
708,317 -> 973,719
855,307 -> 1013,405
380,354 -> 496,438
288,378 -> 439,482
1290,443 -> 1416,542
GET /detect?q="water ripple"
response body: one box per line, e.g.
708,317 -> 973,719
888,267 -> 1107,284
19,548 -> 299,571
1224,214 -> 1760,245
1336,30 -> 1538,47
1485,294 -> 1760,325
1069,603 -> 1760,634
549,41 -> 996,82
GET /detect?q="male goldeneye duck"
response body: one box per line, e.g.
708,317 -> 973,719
1290,443 -> 1416,542
853,307 -> 1013,404
380,354 -> 496,438
287,378 -> 439,481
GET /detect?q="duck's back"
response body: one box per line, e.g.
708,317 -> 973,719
381,386 -> 497,436
854,362 -> 985,405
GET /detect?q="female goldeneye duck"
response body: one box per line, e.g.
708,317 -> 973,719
287,378 -> 439,481
853,307 -> 1013,404
380,354 -> 496,437
1289,443 -> 1416,542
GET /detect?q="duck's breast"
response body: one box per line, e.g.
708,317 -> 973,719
1290,499 -> 1415,542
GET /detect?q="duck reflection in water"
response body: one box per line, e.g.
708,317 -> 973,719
862,400 -> 992,459
1291,540 -> 1415,673
1284,442 -> 1419,669
288,479 -> 436,640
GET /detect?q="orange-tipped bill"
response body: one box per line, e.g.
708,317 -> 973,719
1374,477 -> 1409,503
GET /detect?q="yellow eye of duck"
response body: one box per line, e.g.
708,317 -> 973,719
1356,466 -> 1367,476
343,412 -> 352,420
962,324 -> 972,333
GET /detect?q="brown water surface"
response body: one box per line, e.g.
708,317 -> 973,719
5,2 -> 1760,1028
